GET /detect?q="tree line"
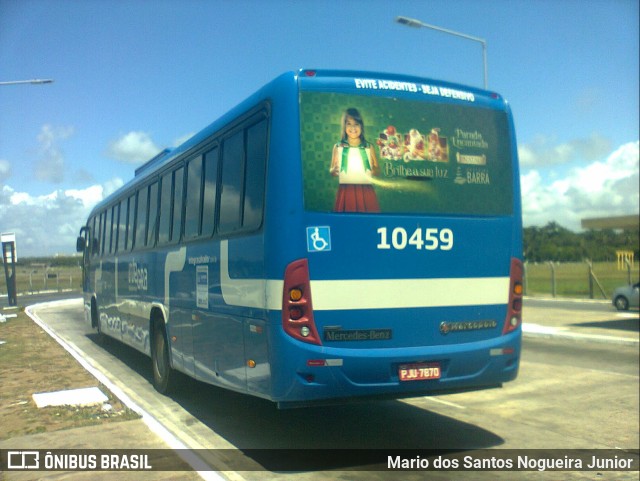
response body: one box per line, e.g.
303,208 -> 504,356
524,222 -> 639,263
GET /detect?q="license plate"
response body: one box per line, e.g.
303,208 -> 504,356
399,362 -> 441,381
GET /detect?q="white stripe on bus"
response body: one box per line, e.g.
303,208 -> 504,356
221,240 -> 509,311
310,277 -> 509,310
164,247 -> 187,322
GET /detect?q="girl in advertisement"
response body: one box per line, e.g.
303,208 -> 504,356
329,108 -> 381,212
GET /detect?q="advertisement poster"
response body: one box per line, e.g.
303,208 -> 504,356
300,91 -> 514,216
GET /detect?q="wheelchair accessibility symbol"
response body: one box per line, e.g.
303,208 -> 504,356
306,226 -> 331,252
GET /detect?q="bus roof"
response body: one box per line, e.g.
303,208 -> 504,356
296,69 -> 509,109
298,68 -> 496,94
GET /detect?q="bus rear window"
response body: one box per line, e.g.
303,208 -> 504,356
300,92 -> 513,216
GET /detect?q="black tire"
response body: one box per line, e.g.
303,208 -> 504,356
92,299 -> 107,344
614,296 -> 629,311
151,321 -> 177,394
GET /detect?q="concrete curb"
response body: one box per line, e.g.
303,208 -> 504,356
24,300 -> 223,481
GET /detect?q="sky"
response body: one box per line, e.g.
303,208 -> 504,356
0,0 -> 638,257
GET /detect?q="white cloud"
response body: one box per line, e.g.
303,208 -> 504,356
0,159 -> 11,183
64,185 -> 109,208
521,141 -> 639,230
0,179 -> 124,257
518,132 -> 612,168
35,124 -> 75,183
106,131 -> 161,164
573,87 -> 600,115
173,132 -> 195,147
102,178 -> 126,198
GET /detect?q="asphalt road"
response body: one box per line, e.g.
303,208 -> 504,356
17,298 -> 639,480
525,296 -> 615,313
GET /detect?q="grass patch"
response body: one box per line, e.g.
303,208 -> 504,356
525,261 -> 639,299
0,310 -> 139,440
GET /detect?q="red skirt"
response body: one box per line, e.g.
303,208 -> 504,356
334,185 -> 380,213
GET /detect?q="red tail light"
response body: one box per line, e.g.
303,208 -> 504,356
282,259 -> 321,345
503,257 -> 523,335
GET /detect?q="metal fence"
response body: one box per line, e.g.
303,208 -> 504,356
0,265 -> 82,295
524,261 -> 638,299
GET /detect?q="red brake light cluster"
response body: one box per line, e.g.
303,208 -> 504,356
282,259 -> 321,345
503,257 -> 524,335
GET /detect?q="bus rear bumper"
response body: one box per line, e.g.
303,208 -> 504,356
272,331 -> 521,406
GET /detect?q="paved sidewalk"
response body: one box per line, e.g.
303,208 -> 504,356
522,298 -> 639,345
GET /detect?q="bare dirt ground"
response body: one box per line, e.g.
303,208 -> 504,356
0,309 -> 139,440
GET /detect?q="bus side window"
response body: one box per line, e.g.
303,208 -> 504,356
219,130 -> 244,235
172,167 -> 184,243
147,181 -> 159,247
243,119 -> 268,231
134,187 -> 148,249
202,147 -> 219,237
111,203 -> 120,254
185,156 -> 203,239
117,199 -> 128,253
101,209 -> 111,255
126,194 -> 135,251
89,216 -> 95,256
91,216 -> 99,256
159,172 -> 172,245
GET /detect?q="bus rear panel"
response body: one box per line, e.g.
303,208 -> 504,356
265,70 -> 522,407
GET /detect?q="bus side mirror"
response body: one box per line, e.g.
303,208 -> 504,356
76,236 -> 86,253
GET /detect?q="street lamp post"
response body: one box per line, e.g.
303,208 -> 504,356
395,16 -> 487,89
0,77 -> 52,304
0,79 -> 54,86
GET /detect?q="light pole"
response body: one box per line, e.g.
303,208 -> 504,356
0,77 -> 52,304
0,79 -> 54,86
395,16 -> 487,89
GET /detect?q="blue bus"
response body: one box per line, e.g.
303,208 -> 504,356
77,69 -> 523,409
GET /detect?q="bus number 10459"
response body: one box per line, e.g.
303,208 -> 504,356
377,227 -> 454,251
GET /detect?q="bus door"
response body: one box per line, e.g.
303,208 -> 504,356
76,226 -> 91,294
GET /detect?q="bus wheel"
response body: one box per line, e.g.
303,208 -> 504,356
152,321 -> 176,394
92,299 -> 107,344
